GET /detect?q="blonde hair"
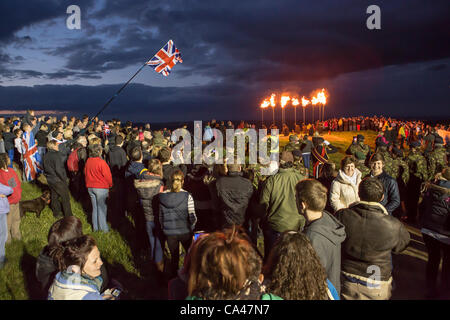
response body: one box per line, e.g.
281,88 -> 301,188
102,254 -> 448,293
170,170 -> 184,193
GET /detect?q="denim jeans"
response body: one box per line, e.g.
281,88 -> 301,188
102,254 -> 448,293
0,213 -> 8,264
7,149 -> 14,168
37,147 -> 46,160
302,153 -> 311,170
146,221 -> 163,264
88,188 -> 109,232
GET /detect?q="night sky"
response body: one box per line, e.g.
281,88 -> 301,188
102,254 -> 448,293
0,0 -> 449,123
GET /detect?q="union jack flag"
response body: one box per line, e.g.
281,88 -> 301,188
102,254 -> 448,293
146,40 -> 183,76
22,131 -> 42,181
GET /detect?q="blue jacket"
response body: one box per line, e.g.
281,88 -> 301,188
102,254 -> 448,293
0,182 -> 13,214
125,161 -> 147,179
373,171 -> 400,215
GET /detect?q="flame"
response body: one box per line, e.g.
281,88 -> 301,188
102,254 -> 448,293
317,88 -> 327,105
291,98 -> 299,106
301,96 -> 310,107
280,95 -> 290,108
260,99 -> 270,109
270,93 -> 276,107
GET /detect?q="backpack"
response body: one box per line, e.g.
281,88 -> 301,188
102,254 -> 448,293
67,147 -> 80,172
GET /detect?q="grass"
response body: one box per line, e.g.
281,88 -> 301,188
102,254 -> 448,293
0,130 -> 377,300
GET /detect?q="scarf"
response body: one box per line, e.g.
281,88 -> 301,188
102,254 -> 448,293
340,170 -> 358,186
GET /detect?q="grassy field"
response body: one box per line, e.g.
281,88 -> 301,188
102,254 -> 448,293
0,130 -> 377,300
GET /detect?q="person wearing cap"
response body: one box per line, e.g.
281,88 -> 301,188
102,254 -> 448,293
375,131 -> 389,152
349,135 -> 370,163
283,135 -> 300,153
426,136 -> 447,180
292,149 -> 308,177
260,151 -> 307,260
311,136 -> 337,179
406,140 -> 428,223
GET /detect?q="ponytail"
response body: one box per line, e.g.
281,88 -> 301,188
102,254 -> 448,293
49,235 -> 97,272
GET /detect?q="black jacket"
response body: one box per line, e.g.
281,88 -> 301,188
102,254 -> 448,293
107,145 -> 128,178
304,211 -> 346,294
35,129 -> 49,147
372,171 -> 400,214
3,131 -> 15,151
42,149 -> 67,185
159,191 -> 196,236
420,179 -> 450,236
336,201 -> 410,281
216,172 -> 254,228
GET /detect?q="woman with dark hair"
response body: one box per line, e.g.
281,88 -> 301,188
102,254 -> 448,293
48,235 -> 112,300
186,227 -> 281,300
159,170 -> 197,277
84,144 -> 113,232
318,162 -> 338,213
263,231 -> 339,300
36,216 -> 109,296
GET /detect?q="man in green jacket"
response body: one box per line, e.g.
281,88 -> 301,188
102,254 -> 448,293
260,151 -> 307,260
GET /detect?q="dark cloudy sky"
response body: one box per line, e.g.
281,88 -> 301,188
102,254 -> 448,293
0,0 -> 449,122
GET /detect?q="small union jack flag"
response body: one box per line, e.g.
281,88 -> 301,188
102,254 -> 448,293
146,40 -> 183,76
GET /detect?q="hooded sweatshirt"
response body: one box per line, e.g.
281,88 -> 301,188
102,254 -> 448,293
304,211 -> 346,294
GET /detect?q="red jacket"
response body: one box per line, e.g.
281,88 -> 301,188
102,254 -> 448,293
0,168 -> 22,204
84,157 -> 113,189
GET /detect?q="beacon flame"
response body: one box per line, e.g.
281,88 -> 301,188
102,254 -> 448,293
270,93 -> 276,107
260,99 -> 270,109
280,95 -> 290,108
301,96 -> 310,107
291,98 -> 299,106
317,88 -> 327,105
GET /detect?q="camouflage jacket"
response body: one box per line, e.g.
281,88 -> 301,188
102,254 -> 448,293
349,143 -> 370,159
391,158 -> 410,184
355,160 -> 370,179
378,150 -> 396,178
293,159 -> 309,177
283,142 -> 300,152
407,150 -> 428,181
426,146 -> 447,180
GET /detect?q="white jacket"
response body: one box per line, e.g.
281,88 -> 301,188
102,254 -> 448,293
330,169 -> 362,212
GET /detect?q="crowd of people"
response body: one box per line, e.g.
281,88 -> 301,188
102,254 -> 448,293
0,110 -> 448,300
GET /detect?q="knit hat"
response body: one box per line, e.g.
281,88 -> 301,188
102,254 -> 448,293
280,151 -> 294,163
357,134 -> 365,142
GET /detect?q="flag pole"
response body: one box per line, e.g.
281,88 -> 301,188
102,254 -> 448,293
90,62 -> 147,122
